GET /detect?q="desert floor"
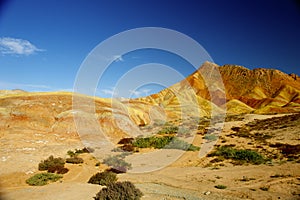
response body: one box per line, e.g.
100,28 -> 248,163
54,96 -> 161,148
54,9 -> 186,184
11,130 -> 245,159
1,113 -> 299,200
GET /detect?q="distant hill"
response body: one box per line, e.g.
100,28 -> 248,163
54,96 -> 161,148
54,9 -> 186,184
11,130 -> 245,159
0,62 -> 299,141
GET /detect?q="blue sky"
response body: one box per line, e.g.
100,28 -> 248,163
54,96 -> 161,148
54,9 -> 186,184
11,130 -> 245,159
0,0 -> 299,98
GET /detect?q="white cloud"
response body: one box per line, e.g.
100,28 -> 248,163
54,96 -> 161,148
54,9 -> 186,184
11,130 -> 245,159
0,37 -> 45,55
129,90 -> 142,96
100,87 -> 119,96
129,89 -> 151,97
141,89 -> 151,95
112,55 -> 124,62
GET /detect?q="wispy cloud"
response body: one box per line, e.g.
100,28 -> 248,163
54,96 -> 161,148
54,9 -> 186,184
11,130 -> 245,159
0,37 -> 45,56
0,81 -> 51,91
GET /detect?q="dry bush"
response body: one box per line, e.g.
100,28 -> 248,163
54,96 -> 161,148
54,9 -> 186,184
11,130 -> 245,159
88,171 -> 117,186
94,181 -> 143,200
38,155 -> 65,171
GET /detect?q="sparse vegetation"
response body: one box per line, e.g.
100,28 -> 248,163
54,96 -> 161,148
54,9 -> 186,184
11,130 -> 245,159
215,185 -> 227,189
209,146 -> 266,165
94,181 -> 143,200
38,155 -> 65,171
88,171 -> 117,186
26,172 -> 62,186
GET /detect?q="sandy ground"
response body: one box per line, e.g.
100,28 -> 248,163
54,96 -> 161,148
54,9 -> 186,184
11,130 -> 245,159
1,114 -> 300,200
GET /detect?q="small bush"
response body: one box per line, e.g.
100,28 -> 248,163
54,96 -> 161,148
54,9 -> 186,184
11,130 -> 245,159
120,144 -> 135,152
88,171 -> 117,186
66,157 -> 84,164
75,147 -> 94,154
118,138 -> 134,145
133,136 -> 174,149
47,165 -> 69,174
215,185 -> 227,189
26,172 -> 62,186
67,150 -> 76,157
105,168 -> 126,174
103,155 -> 132,172
38,155 -> 65,171
187,144 -> 201,151
260,186 -> 269,191
94,181 -> 143,200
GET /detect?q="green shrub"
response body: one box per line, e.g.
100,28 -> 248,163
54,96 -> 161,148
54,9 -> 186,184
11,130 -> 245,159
133,136 -> 173,149
94,181 -> 143,200
88,171 -> 117,186
38,155 -> 65,171
215,185 -> 227,189
209,146 -> 266,165
66,156 -> 84,164
187,144 -> 201,151
103,155 -> 132,172
26,172 -> 62,186
133,136 -> 199,151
